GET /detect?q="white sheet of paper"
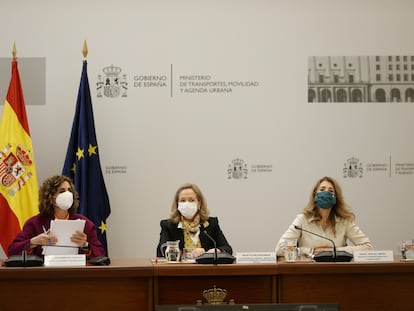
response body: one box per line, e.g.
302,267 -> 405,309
42,219 -> 86,256
44,254 -> 86,266
42,245 -> 79,255
50,219 -> 86,246
354,250 -> 394,262
236,252 -> 276,263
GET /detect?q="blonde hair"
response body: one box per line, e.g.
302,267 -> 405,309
170,183 -> 209,224
303,176 -> 355,234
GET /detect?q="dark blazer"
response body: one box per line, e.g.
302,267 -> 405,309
156,216 -> 232,257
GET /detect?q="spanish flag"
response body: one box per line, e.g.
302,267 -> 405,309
0,57 -> 39,256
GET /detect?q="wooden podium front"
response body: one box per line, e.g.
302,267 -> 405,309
153,262 -> 278,306
0,258 -> 153,311
277,259 -> 414,311
2,257 -> 414,311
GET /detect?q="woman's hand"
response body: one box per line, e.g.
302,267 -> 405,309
71,230 -> 88,247
193,248 -> 206,257
206,248 -> 222,254
30,230 -> 57,246
313,247 -> 333,254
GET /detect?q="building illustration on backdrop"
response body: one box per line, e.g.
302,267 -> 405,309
308,56 -> 414,103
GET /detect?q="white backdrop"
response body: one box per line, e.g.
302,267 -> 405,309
1,0 -> 413,258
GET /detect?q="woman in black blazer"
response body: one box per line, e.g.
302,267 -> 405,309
156,183 -> 232,258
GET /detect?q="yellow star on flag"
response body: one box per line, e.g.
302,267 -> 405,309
76,147 -> 84,160
88,144 -> 97,156
98,221 -> 107,234
71,163 -> 76,174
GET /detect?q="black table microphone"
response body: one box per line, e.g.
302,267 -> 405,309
294,225 -> 353,262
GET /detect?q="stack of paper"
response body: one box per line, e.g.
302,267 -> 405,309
42,219 -> 86,255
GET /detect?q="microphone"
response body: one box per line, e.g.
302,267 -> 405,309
4,240 -> 84,267
194,230 -> 235,264
203,230 -> 218,263
294,225 -> 353,262
4,243 -> 110,267
294,225 -> 336,259
4,243 -> 44,267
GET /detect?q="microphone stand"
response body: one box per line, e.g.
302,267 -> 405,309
204,230 -> 218,264
195,232 -> 234,264
294,225 -> 336,259
21,249 -> 27,265
294,225 -> 353,262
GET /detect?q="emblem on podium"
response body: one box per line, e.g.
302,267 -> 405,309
197,285 -> 235,305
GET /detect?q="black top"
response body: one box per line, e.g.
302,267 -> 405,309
156,217 -> 232,257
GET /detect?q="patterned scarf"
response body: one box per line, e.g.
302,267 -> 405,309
181,214 -> 201,234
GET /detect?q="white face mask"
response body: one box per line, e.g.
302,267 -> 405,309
55,191 -> 74,210
178,202 -> 198,219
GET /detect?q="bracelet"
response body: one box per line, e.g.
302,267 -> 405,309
81,242 -> 89,251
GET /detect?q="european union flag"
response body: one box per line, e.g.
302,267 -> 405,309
62,60 -> 111,255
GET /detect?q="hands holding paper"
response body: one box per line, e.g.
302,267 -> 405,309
30,228 -> 58,246
29,228 -> 87,248
71,230 -> 88,247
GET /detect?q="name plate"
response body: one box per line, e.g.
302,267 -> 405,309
354,250 -> 394,262
44,254 -> 86,266
236,252 -> 276,263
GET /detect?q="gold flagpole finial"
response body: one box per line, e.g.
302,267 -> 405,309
12,42 -> 16,59
82,40 -> 88,59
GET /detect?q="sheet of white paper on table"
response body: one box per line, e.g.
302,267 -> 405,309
354,250 -> 394,262
44,254 -> 86,266
42,245 -> 78,255
236,252 -> 276,263
42,219 -> 86,255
